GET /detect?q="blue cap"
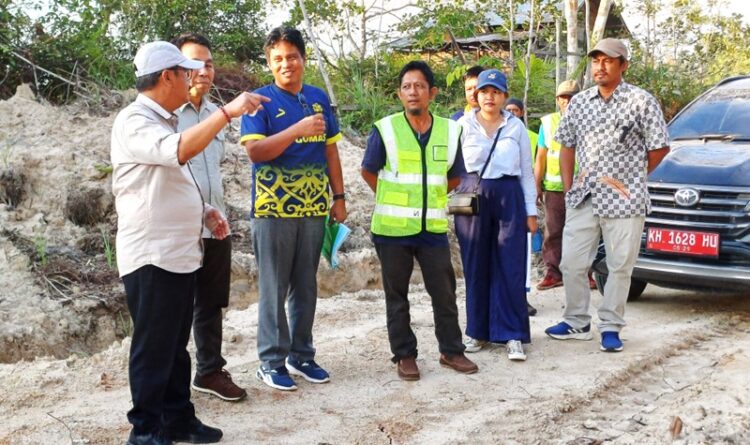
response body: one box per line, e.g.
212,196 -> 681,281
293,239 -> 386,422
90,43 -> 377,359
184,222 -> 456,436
475,69 -> 508,93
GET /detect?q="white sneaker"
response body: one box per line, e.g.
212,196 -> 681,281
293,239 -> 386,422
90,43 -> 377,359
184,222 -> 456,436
464,338 -> 488,353
506,340 -> 526,361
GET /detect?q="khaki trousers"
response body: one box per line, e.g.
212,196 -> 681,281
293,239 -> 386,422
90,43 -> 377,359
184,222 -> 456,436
560,199 -> 644,332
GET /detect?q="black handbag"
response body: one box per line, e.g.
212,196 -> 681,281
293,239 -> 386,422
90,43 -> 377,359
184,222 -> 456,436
447,122 -> 504,216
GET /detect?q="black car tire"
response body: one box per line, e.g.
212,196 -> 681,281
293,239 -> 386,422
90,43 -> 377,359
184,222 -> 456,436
592,272 -> 648,301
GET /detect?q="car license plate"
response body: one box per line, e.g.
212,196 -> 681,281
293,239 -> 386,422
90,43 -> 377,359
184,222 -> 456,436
646,228 -> 719,257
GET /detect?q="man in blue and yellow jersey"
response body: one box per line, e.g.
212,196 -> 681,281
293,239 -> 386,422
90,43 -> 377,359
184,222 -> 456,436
361,60 -> 478,381
240,27 -> 346,392
450,65 -> 483,121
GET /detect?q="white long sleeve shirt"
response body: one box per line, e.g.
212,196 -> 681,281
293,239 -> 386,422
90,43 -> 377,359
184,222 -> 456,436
459,109 -> 538,216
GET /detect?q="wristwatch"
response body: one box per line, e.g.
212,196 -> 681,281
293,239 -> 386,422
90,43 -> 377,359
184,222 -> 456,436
332,193 -> 346,201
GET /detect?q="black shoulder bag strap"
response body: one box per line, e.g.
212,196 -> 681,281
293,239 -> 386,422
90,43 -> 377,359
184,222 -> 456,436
472,120 -> 506,194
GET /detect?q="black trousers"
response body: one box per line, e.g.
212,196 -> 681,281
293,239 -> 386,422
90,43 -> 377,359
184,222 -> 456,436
194,237 -> 232,377
123,265 -> 196,435
374,243 -> 465,363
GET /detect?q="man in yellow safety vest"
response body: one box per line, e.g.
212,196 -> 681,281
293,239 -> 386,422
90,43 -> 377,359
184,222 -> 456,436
361,60 -> 478,381
535,80 -> 595,290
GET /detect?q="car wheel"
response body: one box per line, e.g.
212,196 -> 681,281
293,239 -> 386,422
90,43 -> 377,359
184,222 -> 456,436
592,272 -> 648,301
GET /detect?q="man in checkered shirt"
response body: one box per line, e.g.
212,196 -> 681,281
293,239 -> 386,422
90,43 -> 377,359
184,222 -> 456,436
544,38 -> 670,352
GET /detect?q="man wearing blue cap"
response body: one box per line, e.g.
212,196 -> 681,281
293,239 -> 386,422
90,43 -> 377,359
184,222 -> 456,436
112,41 -> 268,445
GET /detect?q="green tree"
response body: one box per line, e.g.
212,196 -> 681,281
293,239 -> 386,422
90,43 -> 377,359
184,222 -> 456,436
2,0 -> 268,103
624,0 -> 750,119
0,1 -> 31,98
118,0 -> 267,62
398,0 -> 487,51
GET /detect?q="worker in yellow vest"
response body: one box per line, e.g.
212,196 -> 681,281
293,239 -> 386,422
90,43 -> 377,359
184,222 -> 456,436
361,60 -> 478,381
505,98 -> 539,161
504,97 -> 541,317
535,80 -> 595,290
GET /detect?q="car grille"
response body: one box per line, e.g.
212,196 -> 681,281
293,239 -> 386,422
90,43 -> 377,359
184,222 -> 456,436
647,183 -> 750,237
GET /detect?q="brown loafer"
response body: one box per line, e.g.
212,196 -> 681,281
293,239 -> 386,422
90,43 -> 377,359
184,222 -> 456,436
192,369 -> 247,402
397,356 -> 420,381
439,353 -> 478,374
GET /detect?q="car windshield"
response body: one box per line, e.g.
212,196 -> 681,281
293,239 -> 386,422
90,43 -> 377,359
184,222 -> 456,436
669,78 -> 750,140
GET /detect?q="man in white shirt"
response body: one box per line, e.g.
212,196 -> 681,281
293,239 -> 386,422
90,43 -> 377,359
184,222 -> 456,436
111,41 -> 267,445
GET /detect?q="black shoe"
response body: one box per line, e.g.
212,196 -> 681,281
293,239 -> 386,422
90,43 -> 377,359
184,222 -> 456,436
527,303 -> 538,317
126,430 -> 173,445
164,417 -> 223,444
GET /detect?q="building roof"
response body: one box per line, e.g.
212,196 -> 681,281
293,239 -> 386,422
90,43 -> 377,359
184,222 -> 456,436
386,0 -> 631,52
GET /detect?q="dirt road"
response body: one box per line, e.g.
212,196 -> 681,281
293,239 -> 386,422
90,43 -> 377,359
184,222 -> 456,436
2,284 -> 749,445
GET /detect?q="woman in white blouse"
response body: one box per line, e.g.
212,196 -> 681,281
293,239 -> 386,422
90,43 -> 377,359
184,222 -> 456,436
455,69 -> 538,361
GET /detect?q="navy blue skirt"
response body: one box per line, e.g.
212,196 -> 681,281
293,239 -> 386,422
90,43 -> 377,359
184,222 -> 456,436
454,174 -> 531,343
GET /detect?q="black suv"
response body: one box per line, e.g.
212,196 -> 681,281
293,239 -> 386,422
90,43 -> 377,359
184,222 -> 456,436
593,75 -> 750,300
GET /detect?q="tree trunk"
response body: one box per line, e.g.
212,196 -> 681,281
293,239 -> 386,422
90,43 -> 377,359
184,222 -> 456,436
509,0 -> 515,69
555,16 -> 561,102
590,0 -> 613,45
360,0 -> 367,60
564,0 -> 578,80
584,0 -> 613,87
584,0 -> 591,53
523,0 -> 535,125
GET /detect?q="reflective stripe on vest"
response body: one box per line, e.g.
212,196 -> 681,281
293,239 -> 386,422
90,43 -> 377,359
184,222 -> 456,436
378,170 -> 447,186
374,204 -> 447,220
371,112 -> 458,236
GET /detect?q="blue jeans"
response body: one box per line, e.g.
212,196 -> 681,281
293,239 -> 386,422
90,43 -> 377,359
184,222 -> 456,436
252,217 -> 325,370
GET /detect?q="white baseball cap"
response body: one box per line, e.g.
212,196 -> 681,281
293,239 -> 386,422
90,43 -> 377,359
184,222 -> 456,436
134,41 -> 204,77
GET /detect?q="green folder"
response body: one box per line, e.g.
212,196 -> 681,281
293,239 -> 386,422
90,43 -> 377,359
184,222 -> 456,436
321,215 -> 351,269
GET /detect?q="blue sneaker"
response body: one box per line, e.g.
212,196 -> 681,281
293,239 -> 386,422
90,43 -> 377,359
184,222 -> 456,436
545,321 -> 593,340
600,331 -> 624,352
256,366 -> 297,391
286,359 -> 330,383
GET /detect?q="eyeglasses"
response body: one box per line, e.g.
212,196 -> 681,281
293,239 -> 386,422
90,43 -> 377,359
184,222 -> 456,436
297,92 -> 312,116
166,66 -> 193,80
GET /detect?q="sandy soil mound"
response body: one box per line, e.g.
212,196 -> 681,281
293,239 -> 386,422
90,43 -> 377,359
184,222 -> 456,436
0,84 -> 450,363
0,85 -> 126,363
